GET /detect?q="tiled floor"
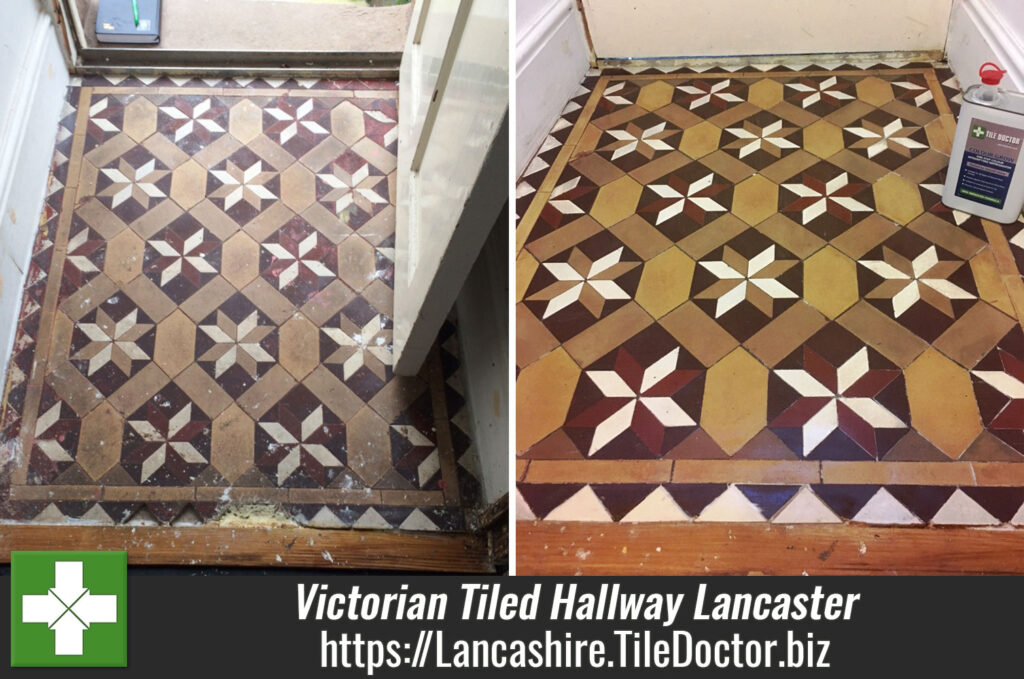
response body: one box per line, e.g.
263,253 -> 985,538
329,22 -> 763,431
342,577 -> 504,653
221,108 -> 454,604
0,75 -> 478,531
516,62 -> 1024,527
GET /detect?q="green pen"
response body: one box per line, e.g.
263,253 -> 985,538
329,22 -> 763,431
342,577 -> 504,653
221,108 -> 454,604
131,0 -> 140,27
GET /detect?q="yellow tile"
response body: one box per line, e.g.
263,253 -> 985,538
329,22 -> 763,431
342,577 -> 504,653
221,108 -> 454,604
153,309 -> 196,378
732,174 -> 779,226
220,232 -> 261,290
701,347 -> 768,455
279,163 -> 317,213
589,175 -> 643,227
571,124 -> 604,160
636,80 -> 675,111
211,404 -> 254,483
970,248 -> 1016,317
516,250 -> 539,303
873,172 -> 923,225
803,246 -> 858,318
278,315 -> 320,380
331,100 -> 366,146
802,119 -> 844,159
516,348 -> 581,454
925,114 -> 956,155
104,229 -> 144,285
661,301 -> 739,367
526,460 -> 672,484
855,76 -> 895,107
170,159 -> 207,210
634,247 -> 695,319
905,348 -> 982,458
746,79 -> 784,109
122,97 -> 158,143
77,402 -> 124,480
679,120 -> 721,160
229,99 -> 264,144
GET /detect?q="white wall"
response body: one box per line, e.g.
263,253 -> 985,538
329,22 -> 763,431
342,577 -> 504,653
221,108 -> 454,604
455,211 -> 508,508
581,0 -> 953,59
947,0 -> 1024,90
0,0 -> 70,391
515,0 -> 589,178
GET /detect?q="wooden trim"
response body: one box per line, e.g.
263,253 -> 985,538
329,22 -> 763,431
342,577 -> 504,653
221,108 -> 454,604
575,0 -> 598,67
476,493 -> 510,530
0,526 -> 493,573
517,521 -> 1024,575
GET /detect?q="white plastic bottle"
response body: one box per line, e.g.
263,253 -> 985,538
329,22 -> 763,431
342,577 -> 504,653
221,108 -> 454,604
942,63 -> 1024,224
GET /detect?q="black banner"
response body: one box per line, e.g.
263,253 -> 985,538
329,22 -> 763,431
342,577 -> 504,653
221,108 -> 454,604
2,569 -> 1019,675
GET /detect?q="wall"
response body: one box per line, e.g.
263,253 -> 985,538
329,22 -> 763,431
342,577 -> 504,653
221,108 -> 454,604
515,0 -> 589,178
455,210 -> 509,508
0,0 -> 70,394
947,0 -> 1024,89
581,0 -> 953,60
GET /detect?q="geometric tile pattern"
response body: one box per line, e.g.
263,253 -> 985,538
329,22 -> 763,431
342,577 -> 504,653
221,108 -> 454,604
517,62 -> 1024,526
0,76 -> 471,532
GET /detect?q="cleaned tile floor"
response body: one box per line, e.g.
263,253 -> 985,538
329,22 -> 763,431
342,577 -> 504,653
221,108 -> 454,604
0,76 -> 478,531
516,62 -> 1024,526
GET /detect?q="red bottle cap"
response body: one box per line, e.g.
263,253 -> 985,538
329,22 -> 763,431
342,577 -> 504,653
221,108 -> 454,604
980,62 -> 1006,85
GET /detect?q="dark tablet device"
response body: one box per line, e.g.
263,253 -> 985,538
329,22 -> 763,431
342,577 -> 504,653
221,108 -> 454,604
96,0 -> 161,44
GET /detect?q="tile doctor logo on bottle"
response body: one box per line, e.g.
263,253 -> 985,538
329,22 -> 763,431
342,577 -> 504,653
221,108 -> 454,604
10,551 -> 127,667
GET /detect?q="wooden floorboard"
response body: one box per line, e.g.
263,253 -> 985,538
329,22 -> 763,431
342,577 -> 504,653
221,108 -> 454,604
517,521 -> 1024,575
0,525 -> 493,573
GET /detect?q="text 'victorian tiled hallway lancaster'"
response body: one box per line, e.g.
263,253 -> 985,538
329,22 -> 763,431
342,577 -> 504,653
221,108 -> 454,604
0,76 -> 481,531
517,63 -> 1024,527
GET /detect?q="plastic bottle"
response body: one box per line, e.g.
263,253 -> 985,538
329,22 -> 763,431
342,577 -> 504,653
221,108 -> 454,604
942,63 -> 1024,224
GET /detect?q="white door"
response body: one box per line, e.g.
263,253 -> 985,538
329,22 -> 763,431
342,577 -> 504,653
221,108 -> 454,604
393,0 -> 509,375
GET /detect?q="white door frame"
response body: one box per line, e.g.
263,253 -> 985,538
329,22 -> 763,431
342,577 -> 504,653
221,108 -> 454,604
393,0 -> 509,376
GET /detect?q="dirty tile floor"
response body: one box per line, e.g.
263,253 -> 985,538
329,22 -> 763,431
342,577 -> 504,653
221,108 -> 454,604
516,62 -> 1024,527
0,76 -> 477,531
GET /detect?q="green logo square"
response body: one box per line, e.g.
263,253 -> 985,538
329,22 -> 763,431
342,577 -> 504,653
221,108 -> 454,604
10,551 -> 127,667
972,124 -> 987,139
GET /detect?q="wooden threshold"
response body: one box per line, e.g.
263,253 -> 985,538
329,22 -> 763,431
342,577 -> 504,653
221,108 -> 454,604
517,521 -> 1024,575
0,525 -> 492,574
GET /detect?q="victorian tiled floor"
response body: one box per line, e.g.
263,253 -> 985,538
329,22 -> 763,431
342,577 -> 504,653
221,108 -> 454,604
0,76 -> 478,532
516,62 -> 1024,527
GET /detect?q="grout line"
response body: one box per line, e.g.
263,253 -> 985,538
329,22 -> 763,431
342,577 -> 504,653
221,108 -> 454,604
922,69 -> 953,118
427,343 -> 460,507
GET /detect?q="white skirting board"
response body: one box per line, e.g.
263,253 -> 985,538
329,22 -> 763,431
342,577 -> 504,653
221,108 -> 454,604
515,0 -> 590,178
0,9 -> 70,395
947,0 -> 1024,90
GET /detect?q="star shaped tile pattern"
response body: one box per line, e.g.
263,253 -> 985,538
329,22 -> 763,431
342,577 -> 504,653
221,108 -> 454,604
516,63 -> 1024,531
564,325 -> 704,459
595,112 -> 682,171
691,230 -> 801,341
143,214 -> 221,304
636,162 -> 734,241
779,161 -> 874,240
122,384 -> 211,485
769,325 -> 908,459
0,78 -> 473,533
68,294 -> 156,395
857,230 -> 977,342
522,230 -> 643,342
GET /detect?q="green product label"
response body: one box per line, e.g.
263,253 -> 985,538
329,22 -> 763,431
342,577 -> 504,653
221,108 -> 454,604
10,551 -> 127,667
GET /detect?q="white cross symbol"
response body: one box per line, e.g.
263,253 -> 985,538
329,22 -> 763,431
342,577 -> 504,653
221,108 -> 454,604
22,561 -> 117,656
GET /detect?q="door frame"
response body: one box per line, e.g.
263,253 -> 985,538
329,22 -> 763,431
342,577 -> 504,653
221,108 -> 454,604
49,0 -> 402,77
392,0 -> 509,375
